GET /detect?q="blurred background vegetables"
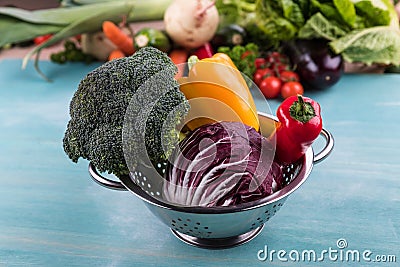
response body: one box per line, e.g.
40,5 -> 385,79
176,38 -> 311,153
1,0 -> 400,91
80,31 -> 120,61
163,0 -> 219,49
192,42 -> 214,59
282,39 -> 344,90
0,0 -> 172,49
50,39 -> 95,64
216,0 -> 400,66
0,0 -> 173,79
210,23 -> 247,49
252,51 -> 305,99
102,20 -> 135,56
217,42 -> 258,78
134,28 -> 170,52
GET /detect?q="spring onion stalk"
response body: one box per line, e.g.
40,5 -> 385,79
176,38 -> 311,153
0,0 -> 173,80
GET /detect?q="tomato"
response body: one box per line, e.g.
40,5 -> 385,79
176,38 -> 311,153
267,51 -> 282,62
280,70 -> 300,82
33,34 -> 53,45
253,68 -> 274,86
259,76 -> 282,99
281,81 -> 304,99
254,57 -> 267,69
274,63 -> 290,73
266,51 -> 290,66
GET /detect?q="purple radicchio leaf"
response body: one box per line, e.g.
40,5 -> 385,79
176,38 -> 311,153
163,121 -> 283,207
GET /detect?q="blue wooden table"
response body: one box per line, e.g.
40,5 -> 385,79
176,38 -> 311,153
0,59 -> 399,266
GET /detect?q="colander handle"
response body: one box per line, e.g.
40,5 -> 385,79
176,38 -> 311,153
88,162 -> 128,191
313,128 -> 334,164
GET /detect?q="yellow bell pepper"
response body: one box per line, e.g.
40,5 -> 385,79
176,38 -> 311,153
178,53 -> 260,131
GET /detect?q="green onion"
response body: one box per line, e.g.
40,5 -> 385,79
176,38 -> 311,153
0,0 -> 173,80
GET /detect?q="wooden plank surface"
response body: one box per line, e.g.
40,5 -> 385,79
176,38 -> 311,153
0,59 -> 399,266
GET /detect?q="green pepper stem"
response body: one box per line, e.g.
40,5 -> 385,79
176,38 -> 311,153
188,55 -> 199,71
289,94 -> 316,123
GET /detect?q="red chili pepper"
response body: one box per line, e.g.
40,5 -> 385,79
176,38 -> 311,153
274,95 -> 322,164
193,42 -> 214,59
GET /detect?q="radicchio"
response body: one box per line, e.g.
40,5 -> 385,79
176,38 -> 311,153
163,121 -> 283,207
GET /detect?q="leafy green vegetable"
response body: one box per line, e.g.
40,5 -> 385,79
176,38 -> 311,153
255,0 -> 301,43
21,3 -> 133,81
330,26 -> 400,65
217,43 -> 259,78
354,1 -> 392,27
284,0 -> 307,27
333,0 -> 356,28
215,0 -> 257,28
0,0 -> 173,79
298,12 -> 347,40
217,0 -> 400,65
0,2 -> 132,47
50,40 -> 95,64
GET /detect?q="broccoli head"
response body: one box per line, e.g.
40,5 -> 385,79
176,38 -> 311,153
63,47 -> 190,177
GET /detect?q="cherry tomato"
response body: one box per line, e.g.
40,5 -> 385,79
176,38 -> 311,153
33,34 -> 53,45
280,70 -> 300,82
255,57 -> 267,69
266,51 -> 290,66
253,68 -> 274,86
259,76 -> 282,99
267,51 -> 282,62
281,81 -> 304,99
274,63 -> 290,74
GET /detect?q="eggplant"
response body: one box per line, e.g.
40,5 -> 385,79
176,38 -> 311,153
283,39 -> 343,90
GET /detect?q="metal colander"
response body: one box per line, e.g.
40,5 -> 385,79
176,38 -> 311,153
89,113 -> 334,249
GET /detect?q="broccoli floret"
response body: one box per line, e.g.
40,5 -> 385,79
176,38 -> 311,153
63,47 -> 190,177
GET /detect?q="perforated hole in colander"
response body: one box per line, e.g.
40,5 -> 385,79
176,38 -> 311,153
132,152 -> 303,206
170,218 -> 212,238
155,161 -> 168,174
282,162 -> 302,186
131,170 -> 161,197
248,198 -> 286,231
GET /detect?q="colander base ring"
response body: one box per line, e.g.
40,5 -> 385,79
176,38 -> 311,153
170,225 -> 264,249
